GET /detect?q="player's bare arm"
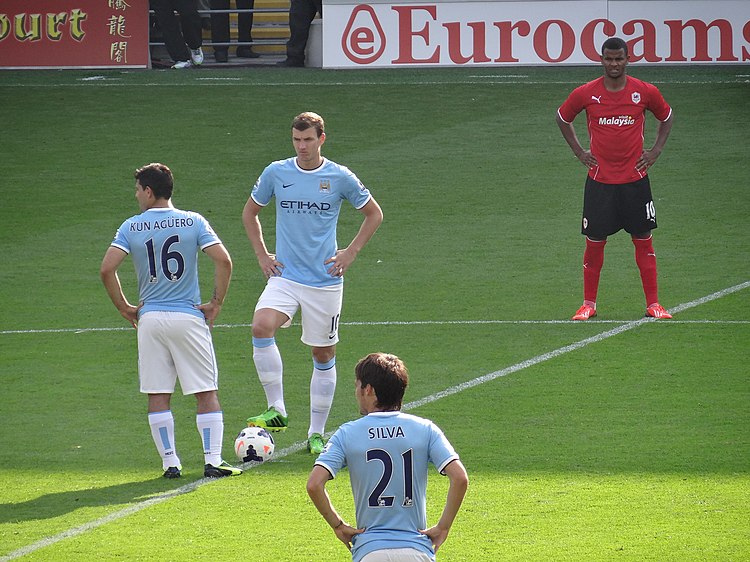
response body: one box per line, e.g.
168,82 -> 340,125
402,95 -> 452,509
196,242 -> 232,328
324,197 -> 383,277
637,112 -> 674,171
100,246 -> 140,329
306,465 -> 365,550
242,197 -> 284,278
419,459 -> 469,552
556,112 -> 599,169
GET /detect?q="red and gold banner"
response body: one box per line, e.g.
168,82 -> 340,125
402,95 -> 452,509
0,0 -> 149,69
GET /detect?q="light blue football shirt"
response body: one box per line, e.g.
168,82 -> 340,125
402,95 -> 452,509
315,411 -> 460,562
251,157 -> 372,287
110,207 -> 221,319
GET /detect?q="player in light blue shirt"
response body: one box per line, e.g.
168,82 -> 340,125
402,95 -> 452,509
243,112 -> 383,454
109,200 -> 220,320
101,163 -> 242,480
250,156 -> 372,287
307,353 -> 469,562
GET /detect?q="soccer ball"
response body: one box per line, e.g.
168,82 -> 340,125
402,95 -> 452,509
234,426 -> 275,463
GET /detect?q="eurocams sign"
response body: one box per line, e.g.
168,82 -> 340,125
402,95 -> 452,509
322,0 -> 750,68
0,0 -> 149,69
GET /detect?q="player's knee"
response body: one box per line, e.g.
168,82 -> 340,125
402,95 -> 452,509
312,346 -> 335,364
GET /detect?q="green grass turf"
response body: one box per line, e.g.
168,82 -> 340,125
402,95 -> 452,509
0,65 -> 748,560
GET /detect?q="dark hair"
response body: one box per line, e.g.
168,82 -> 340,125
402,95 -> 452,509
601,36 -> 628,57
292,112 -> 325,137
355,353 -> 409,411
134,163 -> 174,200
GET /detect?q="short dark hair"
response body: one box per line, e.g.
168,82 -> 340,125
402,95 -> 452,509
134,163 -> 174,200
355,353 -> 409,411
601,36 -> 628,57
292,112 -> 325,137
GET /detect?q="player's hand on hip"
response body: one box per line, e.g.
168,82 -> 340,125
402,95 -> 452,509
196,301 -> 221,328
420,525 -> 450,552
325,249 -> 355,277
258,253 -> 283,278
637,148 -> 659,171
120,302 -> 141,329
578,149 -> 598,169
334,523 -> 365,551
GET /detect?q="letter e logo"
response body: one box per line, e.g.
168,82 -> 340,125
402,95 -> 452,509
342,4 -> 386,64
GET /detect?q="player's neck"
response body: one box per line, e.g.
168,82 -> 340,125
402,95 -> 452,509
603,74 -> 627,92
296,155 -> 324,171
146,199 -> 173,210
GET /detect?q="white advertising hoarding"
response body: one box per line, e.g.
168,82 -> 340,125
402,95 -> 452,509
322,0 -> 750,68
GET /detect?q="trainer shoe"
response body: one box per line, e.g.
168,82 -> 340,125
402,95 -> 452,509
204,461 -> 243,478
646,303 -> 672,319
171,60 -> 192,69
236,46 -> 260,58
189,47 -> 204,65
307,433 -> 325,455
247,407 -> 288,432
572,304 -> 596,321
276,58 -> 304,67
163,465 -> 182,479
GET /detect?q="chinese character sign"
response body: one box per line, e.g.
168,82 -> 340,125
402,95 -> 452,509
0,0 -> 149,69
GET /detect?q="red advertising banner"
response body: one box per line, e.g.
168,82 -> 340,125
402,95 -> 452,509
323,0 -> 750,68
0,0 -> 149,69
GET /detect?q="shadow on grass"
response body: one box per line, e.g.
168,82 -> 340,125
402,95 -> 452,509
0,475 -> 197,524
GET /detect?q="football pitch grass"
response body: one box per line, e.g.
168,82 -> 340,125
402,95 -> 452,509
1,65 -> 748,560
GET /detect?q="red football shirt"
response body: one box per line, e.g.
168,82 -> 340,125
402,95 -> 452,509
558,76 -> 672,184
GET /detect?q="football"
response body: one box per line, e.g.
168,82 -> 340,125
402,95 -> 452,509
234,426 -> 275,463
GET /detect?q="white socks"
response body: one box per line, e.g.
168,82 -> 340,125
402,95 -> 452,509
148,410 -> 180,470
253,337 -> 286,416
309,358 -> 336,437
197,411 -> 224,467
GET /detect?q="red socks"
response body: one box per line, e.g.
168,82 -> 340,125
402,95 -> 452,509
633,236 -> 659,306
582,238 -> 606,305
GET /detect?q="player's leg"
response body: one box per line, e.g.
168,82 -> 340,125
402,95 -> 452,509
574,178 -> 616,320
308,345 -> 336,454
247,278 -> 298,430
147,395 -> 182,478
195,391 -> 242,477
624,178 -> 671,318
631,233 -> 671,318
170,314 -> 242,477
251,308 -> 289,418
139,312 -> 182,477
195,391 -> 223,467
300,284 -> 342,453
574,236 -> 607,320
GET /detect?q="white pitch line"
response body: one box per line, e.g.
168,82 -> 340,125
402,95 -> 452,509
404,281 -> 750,410
1,280 -> 748,561
2,317 -> 750,336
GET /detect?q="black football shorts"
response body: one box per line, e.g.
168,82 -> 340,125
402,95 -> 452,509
581,176 -> 658,238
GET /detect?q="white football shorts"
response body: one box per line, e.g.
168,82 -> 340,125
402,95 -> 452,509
360,549 -> 434,562
255,276 -> 343,347
137,311 -> 219,395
